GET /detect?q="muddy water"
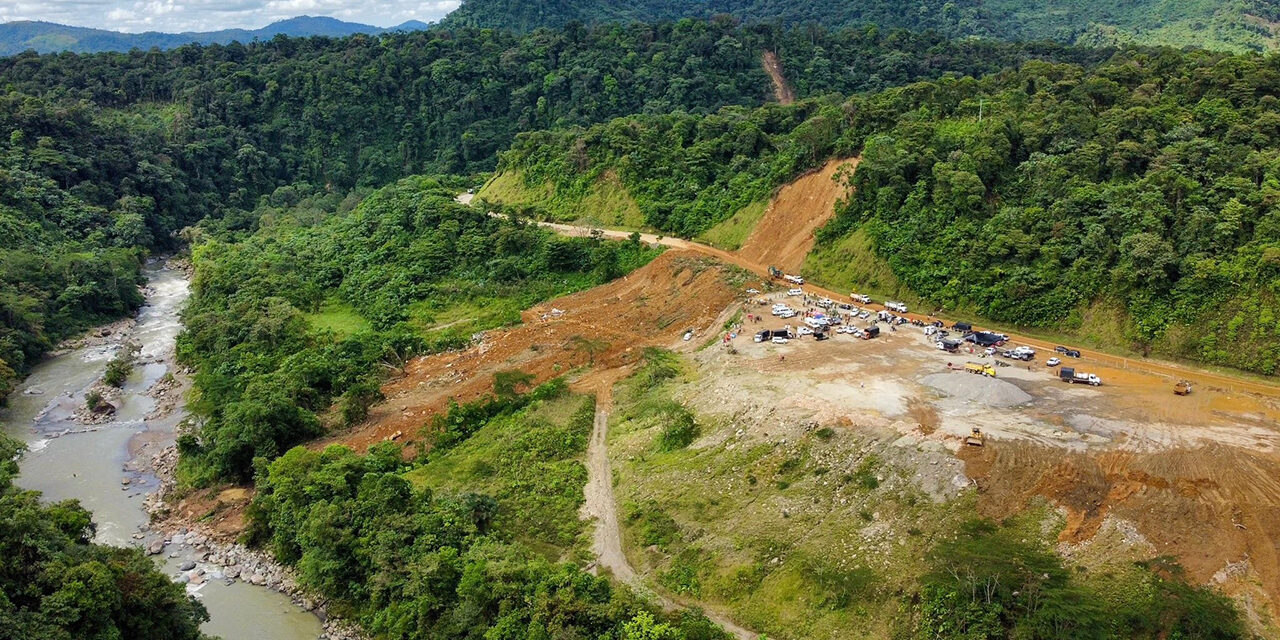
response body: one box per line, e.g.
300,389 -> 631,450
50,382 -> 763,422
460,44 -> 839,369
0,260 -> 322,640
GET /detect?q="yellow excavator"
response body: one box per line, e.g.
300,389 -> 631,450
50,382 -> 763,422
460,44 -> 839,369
1174,380 -> 1192,396
964,427 -> 985,447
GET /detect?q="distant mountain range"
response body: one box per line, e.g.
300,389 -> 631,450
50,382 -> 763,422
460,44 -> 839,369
0,16 -> 433,56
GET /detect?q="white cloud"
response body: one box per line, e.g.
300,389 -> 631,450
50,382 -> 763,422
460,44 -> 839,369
0,0 -> 462,32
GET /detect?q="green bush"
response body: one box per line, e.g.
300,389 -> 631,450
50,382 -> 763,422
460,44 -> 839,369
655,406 -> 699,452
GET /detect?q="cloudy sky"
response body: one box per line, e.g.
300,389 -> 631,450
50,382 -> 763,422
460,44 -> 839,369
0,0 -> 463,32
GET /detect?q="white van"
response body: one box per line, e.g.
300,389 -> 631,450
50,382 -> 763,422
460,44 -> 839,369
787,288 -> 803,296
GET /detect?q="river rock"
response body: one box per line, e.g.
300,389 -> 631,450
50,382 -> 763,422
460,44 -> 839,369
179,561 -> 196,571
171,533 -> 186,546
249,573 -> 266,586
146,540 -> 164,555
224,565 -> 241,579
209,571 -> 225,581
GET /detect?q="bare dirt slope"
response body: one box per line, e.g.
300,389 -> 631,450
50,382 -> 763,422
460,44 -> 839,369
761,51 -> 795,104
737,158 -> 856,272
318,250 -> 745,453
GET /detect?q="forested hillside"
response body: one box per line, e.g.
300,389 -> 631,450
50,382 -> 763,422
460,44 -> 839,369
443,0 -> 1280,51
177,177 -> 659,484
0,22 -> 1102,400
494,47 -> 1280,375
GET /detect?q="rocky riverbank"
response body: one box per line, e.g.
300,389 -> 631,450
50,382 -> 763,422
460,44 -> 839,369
138,413 -> 365,640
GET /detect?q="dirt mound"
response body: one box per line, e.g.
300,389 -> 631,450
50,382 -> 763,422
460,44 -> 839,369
317,250 -> 744,453
737,158 -> 856,272
961,441 -> 1280,615
922,371 -> 1033,407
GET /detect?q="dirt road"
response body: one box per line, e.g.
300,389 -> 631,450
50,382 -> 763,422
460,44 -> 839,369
581,405 -> 637,584
580,398 -> 759,640
510,217 -> 1280,399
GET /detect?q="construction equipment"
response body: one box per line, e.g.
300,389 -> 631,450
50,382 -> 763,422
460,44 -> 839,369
768,265 -> 783,279
964,427 -> 985,447
964,362 -> 997,377
1174,380 -> 1193,395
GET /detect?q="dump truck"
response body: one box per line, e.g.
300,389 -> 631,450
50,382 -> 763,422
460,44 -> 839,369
1059,367 -> 1101,386
964,427 -> 985,447
1174,380 -> 1192,395
964,362 -> 997,377
863,325 -> 880,339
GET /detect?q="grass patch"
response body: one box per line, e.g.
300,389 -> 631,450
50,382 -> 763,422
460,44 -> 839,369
304,298 -> 371,335
479,169 -> 646,230
695,200 -> 768,251
404,392 -> 595,552
804,228 -> 909,303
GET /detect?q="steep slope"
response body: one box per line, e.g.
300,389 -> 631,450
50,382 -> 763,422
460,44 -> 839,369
736,157 -> 855,272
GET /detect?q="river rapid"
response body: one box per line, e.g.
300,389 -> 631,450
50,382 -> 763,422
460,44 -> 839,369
0,259 -> 323,640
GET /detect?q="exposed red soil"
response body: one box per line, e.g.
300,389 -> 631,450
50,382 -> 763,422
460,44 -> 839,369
761,51 -> 796,105
736,157 -> 857,272
316,250 -> 744,453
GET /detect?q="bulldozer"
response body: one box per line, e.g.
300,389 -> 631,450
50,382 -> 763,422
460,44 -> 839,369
1174,380 -> 1192,396
964,427 -> 985,447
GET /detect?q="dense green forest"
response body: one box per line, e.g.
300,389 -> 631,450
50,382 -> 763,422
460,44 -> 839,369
494,46 -> 1280,375
0,434 -> 211,639
443,0 -> 1280,52
0,22 -> 1106,400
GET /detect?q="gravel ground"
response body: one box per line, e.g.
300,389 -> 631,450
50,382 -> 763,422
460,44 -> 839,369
921,371 -> 1033,407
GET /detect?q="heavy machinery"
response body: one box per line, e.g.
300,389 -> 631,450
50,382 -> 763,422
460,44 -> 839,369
1059,367 -> 1102,386
964,427 -> 985,447
768,265 -> 783,279
964,362 -> 997,377
1174,380 -> 1193,395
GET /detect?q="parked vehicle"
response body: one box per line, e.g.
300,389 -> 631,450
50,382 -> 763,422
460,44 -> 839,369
683,330 -> 693,341
938,338 -> 962,352
1174,380 -> 1193,395
1046,357 -> 1061,367
864,326 -> 880,339
964,362 -> 997,377
953,321 -> 973,332
787,288 -> 803,296
785,274 -> 805,284
851,293 -> 871,304
885,301 -> 908,313
815,330 -> 830,341
1064,349 -> 1081,358
746,288 -> 760,294
858,311 -> 870,319
966,331 -> 1004,347
778,310 -> 796,319
754,331 -> 768,343
924,326 -> 938,336
984,347 -> 997,356
1059,367 -> 1101,385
